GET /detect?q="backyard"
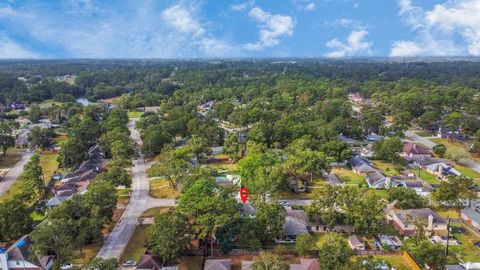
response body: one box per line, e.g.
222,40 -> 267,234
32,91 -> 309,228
449,223 -> 480,263
332,168 -> 364,185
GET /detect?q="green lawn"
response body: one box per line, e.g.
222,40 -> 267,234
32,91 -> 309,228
38,99 -> 65,109
39,151 -> 59,183
432,206 -> 460,219
149,179 -> 180,199
73,243 -> 102,264
117,188 -> 131,197
142,207 -> 172,218
207,161 -> 238,172
431,138 -> 470,154
415,130 -> 434,137
0,148 -> 23,169
371,255 -> 411,270
312,233 -> 347,249
372,161 -> 401,176
31,211 -> 46,221
333,168 -> 365,185
120,225 -> 151,262
417,168 -> 440,185
454,164 -> 480,182
449,223 -> 480,262
128,111 -> 144,118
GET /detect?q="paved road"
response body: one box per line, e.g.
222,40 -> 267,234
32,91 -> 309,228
0,150 -> 33,196
404,130 -> 480,174
97,120 -> 175,259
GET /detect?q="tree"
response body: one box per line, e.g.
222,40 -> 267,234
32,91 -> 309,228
441,112 -> 463,131
68,117 -> 102,148
83,258 -> 118,270
28,127 -> 55,150
31,218 -> 75,261
388,188 -> 426,209
433,144 -> 447,158
214,100 -> 234,121
320,141 -> 353,168
102,108 -> 129,131
410,240 -> 446,270
28,104 -> 42,123
98,128 -> 130,157
223,132 -> 242,162
433,175 -> 475,210
0,121 -> 15,155
187,135 -> 211,164
95,166 -> 132,188
149,144 -> 192,189
177,178 -> 240,256
318,235 -> 353,270
372,137 -> 403,164
294,234 -> 315,256
285,138 -> 327,188
349,192 -> 386,237
58,138 -> 87,168
22,153 -> 45,196
0,196 -> 33,241
110,139 -> 135,165
83,181 -> 117,220
251,252 -> 289,270
256,202 -> 285,241
446,147 -> 470,162
147,211 -> 190,266
237,218 -> 263,252
142,125 -> 172,156
308,186 -> 340,231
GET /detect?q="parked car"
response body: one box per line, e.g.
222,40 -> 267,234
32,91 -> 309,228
60,263 -> 73,270
122,260 -> 137,267
279,200 -> 290,206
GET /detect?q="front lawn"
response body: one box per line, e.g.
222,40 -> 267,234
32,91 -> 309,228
449,223 -> 480,262
371,255 -> 411,270
313,233 -> 347,249
454,164 -> 480,182
128,111 -> 144,118
73,242 -> 102,264
120,225 -> 151,262
431,138 -> 470,154
0,148 -> 23,169
39,151 -> 59,184
149,179 -> 179,199
142,207 -> 172,218
333,168 -> 365,185
372,161 -> 401,176
432,206 -> 460,219
417,169 -> 440,185
415,130 -> 434,137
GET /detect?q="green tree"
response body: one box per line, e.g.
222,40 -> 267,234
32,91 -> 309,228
83,258 -> 118,270
441,112 -> 463,131
142,125 -> 172,156
223,132 -> 242,162
318,235 -> 353,270
372,137 -> 403,164
28,104 -> 42,123
349,192 -> 386,237
149,144 -> 192,189
433,144 -> 447,158
256,202 -> 285,240
251,251 -> 289,270
294,234 -> 315,256
22,153 -> 45,196
433,175 -> 475,210
0,196 -> 33,241
147,211 -> 190,266
388,188 -> 426,209
28,127 -> 55,150
83,181 -> 117,220
31,218 -> 75,261
98,128 -> 130,157
410,240 -> 446,270
95,166 -> 132,188
58,138 -> 87,168
0,121 -> 15,155
214,100 -> 235,121
187,135 -> 211,164
446,147 -> 470,162
110,139 -> 135,165
308,185 -> 340,231
320,140 -> 353,168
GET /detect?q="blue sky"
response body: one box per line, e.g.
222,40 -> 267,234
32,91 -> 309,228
0,0 -> 479,58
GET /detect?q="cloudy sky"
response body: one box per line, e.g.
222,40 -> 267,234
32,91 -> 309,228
0,0 -> 479,58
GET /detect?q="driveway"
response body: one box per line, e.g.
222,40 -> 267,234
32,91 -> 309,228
0,150 -> 33,196
96,120 -> 175,259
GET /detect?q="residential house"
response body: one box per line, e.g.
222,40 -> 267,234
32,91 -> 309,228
376,234 -> 403,250
10,101 -> 24,110
403,180 -> 429,195
14,129 -> 29,148
348,235 -> 365,251
136,255 -> 179,270
461,207 -> 480,230
203,259 -> 231,270
0,235 -> 54,270
199,100 -> 217,111
349,155 -> 376,174
337,134 -> 358,145
366,133 -> 382,142
277,210 -> 309,243
45,195 -> 71,209
289,259 -> 320,270
445,263 -> 480,270
388,208 -> 448,236
426,163 -> 461,180
365,172 -> 404,189
240,203 -> 257,218
401,142 -> 432,159
306,210 -> 355,234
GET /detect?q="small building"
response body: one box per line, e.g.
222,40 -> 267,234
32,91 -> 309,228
203,259 -> 231,270
366,133 -> 382,142
277,210 -> 309,243
136,255 -> 179,270
0,235 -> 54,270
240,203 -> 257,218
10,101 -> 25,110
349,155 -> 376,174
461,207 -> 480,230
426,163 -> 461,180
388,208 -> 448,236
366,172 -> 404,189
348,235 -> 365,251
289,259 -> 320,270
401,142 -> 432,159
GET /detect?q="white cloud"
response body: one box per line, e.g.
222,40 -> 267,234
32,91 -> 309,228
304,3 -> 316,11
391,0 -> 480,56
0,35 -> 39,59
231,0 -> 255,11
244,7 -> 294,51
292,0 -> 315,11
161,4 -> 204,36
325,29 -> 372,57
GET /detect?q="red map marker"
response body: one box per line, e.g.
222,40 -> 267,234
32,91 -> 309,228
240,187 -> 249,204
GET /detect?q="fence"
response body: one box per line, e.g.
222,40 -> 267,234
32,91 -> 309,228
403,251 -> 422,270
354,250 -> 403,256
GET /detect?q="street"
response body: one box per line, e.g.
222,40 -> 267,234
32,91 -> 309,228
0,150 -> 34,196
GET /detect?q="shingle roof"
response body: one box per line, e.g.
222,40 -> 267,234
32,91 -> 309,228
403,142 -> 431,155
204,259 -> 231,270
393,208 -> 446,225
461,207 -> 480,224
136,255 -> 162,270
349,155 -> 371,168
283,210 -> 308,236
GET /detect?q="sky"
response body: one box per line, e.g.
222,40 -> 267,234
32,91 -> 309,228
0,0 -> 479,59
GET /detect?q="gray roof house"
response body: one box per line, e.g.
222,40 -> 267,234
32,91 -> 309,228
461,207 -> 480,230
277,210 -> 308,243
0,235 -> 54,270
426,163 -> 461,180
203,259 -> 231,270
445,263 -> 480,270
348,235 -> 365,251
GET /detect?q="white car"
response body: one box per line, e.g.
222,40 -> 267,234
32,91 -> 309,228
122,260 -> 137,267
279,200 -> 290,206
60,263 -> 73,270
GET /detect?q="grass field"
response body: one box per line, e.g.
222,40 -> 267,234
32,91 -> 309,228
31,211 -> 46,221
312,233 -> 347,249
371,255 -> 411,270
432,206 -> 460,219
0,148 -> 23,169
450,223 -> 480,262
128,111 -> 144,118
333,168 -> 364,185
39,151 -> 59,183
73,243 -> 102,264
415,130 -> 434,137
120,225 -> 151,262
207,161 -> 238,172
372,161 -> 401,176
38,99 -> 65,109
149,178 -> 179,199
142,207 -> 172,218
417,168 -> 440,185
454,164 -> 480,182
